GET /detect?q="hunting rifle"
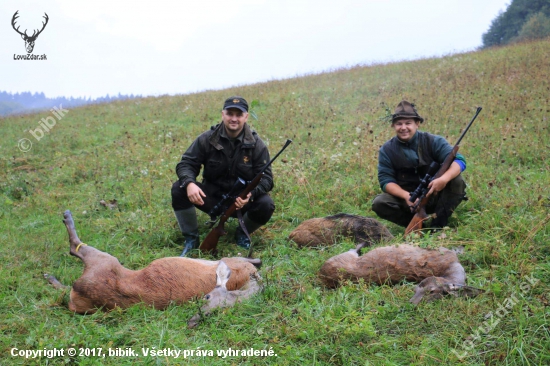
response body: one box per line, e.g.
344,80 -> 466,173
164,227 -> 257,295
199,139 -> 293,254
405,107 -> 482,235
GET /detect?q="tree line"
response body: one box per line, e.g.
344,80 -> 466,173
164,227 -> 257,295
0,91 -> 142,117
483,0 -> 550,48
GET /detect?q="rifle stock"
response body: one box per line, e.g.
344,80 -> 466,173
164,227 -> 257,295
406,206 -> 429,234
200,225 -> 225,252
404,107 -> 482,235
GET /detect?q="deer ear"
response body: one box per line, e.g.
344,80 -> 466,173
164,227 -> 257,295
21,34 -> 26,40
409,285 -> 426,305
215,261 -> 231,289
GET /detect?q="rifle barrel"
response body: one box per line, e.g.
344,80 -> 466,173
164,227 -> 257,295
455,107 -> 482,146
261,139 -> 292,174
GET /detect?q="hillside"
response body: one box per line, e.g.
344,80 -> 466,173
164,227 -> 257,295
1,39 -> 549,365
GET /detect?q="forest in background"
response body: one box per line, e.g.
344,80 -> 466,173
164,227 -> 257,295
0,91 -> 141,116
482,0 -> 550,47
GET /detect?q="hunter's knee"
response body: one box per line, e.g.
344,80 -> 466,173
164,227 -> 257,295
248,195 -> 275,224
171,181 -> 192,210
372,194 -> 389,216
447,175 -> 467,194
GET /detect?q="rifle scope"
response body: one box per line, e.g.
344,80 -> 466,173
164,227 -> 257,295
208,177 -> 246,219
409,161 -> 440,203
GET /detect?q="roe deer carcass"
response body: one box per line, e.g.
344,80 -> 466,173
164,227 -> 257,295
319,242 -> 482,304
45,210 -> 262,325
289,213 -> 394,247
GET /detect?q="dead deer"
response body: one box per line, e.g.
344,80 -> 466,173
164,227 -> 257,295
319,242 -> 482,304
289,213 -> 394,247
45,210 -> 262,326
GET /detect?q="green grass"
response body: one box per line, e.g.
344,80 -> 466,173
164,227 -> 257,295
1,39 -> 549,365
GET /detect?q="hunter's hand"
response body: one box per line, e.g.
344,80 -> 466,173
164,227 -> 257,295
427,177 -> 448,197
187,183 -> 206,206
235,193 -> 252,210
407,193 -> 419,212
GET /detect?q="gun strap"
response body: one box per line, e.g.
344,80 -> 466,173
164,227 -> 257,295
237,209 -> 252,246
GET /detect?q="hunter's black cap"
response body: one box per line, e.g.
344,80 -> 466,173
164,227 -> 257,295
223,96 -> 248,113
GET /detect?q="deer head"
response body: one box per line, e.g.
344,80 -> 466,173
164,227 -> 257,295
187,261 -> 262,328
410,276 -> 484,305
12,11 -> 49,54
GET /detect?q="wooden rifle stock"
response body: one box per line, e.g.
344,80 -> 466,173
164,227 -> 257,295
199,139 -> 292,253
405,107 -> 482,235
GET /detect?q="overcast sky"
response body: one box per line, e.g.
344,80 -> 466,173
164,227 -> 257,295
1,0 -> 509,99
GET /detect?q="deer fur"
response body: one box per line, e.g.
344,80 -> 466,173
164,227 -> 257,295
45,210 -> 262,318
319,243 -> 482,304
289,213 -> 394,247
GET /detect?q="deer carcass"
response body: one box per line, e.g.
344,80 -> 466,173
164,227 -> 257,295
319,242 -> 482,304
289,213 -> 394,247
45,210 -> 262,326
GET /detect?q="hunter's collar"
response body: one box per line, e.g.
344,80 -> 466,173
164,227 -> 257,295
396,130 -> 419,147
220,123 -> 245,142
209,123 -> 255,149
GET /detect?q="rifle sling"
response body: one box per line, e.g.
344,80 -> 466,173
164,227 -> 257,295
237,210 -> 253,255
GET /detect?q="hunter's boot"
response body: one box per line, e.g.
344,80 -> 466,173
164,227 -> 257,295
234,213 -> 262,250
174,207 -> 200,256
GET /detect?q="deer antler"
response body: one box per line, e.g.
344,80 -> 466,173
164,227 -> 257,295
11,10 -> 26,37
11,11 -> 49,40
31,13 -> 49,39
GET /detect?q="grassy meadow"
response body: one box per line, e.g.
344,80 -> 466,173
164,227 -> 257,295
1,39 -> 549,365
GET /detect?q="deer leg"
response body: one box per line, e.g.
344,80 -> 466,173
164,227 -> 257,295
63,210 -> 85,259
354,241 -> 368,255
44,273 -> 69,290
240,257 -> 262,268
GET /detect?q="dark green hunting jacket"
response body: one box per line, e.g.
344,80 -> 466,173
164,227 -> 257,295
176,123 -> 273,199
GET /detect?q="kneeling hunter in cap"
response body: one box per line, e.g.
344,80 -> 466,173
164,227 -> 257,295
372,101 -> 467,229
171,96 -> 275,256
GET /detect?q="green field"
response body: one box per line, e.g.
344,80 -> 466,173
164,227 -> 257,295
1,39 -> 549,365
